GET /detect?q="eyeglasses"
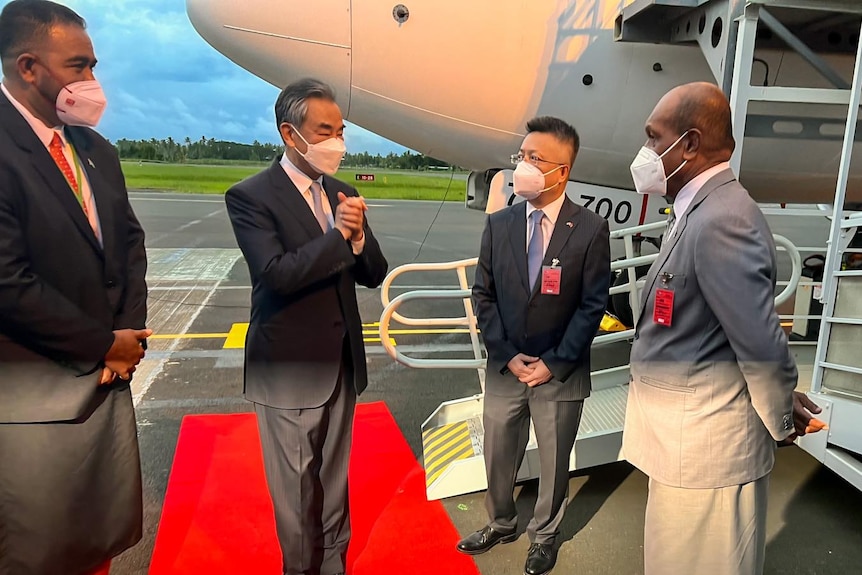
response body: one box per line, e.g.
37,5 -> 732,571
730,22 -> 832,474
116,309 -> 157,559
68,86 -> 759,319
510,153 -> 566,166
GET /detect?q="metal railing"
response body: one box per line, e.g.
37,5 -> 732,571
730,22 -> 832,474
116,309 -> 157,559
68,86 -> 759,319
379,220 -> 804,375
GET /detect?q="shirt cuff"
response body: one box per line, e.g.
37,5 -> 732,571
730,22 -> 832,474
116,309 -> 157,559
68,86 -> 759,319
351,233 -> 366,255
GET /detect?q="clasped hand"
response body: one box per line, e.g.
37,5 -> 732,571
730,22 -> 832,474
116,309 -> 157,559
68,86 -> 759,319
507,353 -> 553,387
102,328 -> 152,383
334,192 -> 367,242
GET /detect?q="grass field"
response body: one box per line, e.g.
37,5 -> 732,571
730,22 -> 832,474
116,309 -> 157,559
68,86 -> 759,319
121,162 -> 466,201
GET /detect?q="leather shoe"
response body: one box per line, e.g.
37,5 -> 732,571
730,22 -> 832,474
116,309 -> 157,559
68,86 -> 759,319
456,525 -> 519,555
524,543 -> 557,575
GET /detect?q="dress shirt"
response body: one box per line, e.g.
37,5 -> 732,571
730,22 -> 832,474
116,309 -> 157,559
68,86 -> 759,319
280,152 -> 365,255
2,81 -> 102,244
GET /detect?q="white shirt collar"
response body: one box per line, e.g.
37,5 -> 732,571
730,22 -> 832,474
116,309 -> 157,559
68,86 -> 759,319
526,189 -> 567,225
279,151 -> 322,193
672,161 -> 732,222
1,81 -> 66,149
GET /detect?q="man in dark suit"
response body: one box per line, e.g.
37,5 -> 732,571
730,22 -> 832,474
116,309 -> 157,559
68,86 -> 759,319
0,1 -> 150,574
225,78 -> 387,575
458,116 -> 610,575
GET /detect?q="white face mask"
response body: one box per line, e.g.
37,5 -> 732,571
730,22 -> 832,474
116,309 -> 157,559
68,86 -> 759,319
629,130 -> 691,196
513,161 -> 563,201
291,127 -> 346,175
55,80 -> 107,127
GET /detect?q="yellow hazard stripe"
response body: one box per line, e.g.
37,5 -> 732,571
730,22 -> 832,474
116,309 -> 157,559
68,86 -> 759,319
422,421 -> 477,488
423,422 -> 462,444
423,422 -> 469,453
431,429 -> 472,463
425,443 -> 476,486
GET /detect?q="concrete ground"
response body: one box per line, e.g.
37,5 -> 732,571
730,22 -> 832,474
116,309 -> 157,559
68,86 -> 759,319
111,192 -> 862,575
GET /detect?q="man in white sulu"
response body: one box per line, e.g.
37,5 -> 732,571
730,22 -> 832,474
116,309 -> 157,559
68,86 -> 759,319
623,82 -> 827,575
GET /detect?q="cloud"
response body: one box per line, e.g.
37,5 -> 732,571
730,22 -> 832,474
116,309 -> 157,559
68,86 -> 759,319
0,0 -> 408,155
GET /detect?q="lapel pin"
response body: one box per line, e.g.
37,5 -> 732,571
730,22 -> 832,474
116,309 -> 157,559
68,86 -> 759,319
566,221 -> 573,228
87,158 -> 95,168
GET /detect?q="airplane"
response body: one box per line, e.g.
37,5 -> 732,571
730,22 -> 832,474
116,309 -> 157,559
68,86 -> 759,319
184,0 -> 862,500
184,0 -> 862,232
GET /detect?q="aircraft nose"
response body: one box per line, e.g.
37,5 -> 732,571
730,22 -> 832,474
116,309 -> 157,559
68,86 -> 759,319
186,0 -> 351,112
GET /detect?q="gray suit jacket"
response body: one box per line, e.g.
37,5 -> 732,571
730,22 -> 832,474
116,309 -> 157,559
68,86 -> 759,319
623,169 -> 797,489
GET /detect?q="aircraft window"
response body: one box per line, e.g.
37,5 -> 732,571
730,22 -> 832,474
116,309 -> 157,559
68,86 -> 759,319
712,17 -> 723,48
820,124 -> 845,138
699,14 -> 706,35
773,121 -> 804,136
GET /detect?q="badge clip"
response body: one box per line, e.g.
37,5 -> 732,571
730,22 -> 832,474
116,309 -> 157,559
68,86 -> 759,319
660,272 -> 674,285
551,258 -> 560,268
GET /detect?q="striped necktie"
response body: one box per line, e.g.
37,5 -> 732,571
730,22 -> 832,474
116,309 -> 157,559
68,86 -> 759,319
664,209 -> 676,242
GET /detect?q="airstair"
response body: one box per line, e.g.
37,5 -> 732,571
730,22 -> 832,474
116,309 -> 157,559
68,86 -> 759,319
379,0 -> 862,500
379,226 -> 802,500
619,0 -> 862,491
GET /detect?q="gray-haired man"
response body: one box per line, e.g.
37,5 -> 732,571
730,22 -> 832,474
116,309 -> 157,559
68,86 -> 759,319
225,78 -> 388,575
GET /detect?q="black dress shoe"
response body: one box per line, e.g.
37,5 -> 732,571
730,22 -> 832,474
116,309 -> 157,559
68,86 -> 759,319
456,525 -> 519,555
524,543 -> 557,575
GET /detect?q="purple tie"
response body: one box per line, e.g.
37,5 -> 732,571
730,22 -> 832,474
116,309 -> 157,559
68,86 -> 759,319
528,210 -> 545,288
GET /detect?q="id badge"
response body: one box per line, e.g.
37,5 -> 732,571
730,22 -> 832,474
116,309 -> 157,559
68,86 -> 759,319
653,288 -> 674,327
541,265 -> 561,295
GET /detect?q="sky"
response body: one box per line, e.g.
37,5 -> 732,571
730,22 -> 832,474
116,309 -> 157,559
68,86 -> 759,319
0,0 -> 409,155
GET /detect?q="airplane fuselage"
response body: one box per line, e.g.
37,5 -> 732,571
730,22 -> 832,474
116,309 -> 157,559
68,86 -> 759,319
186,0 -> 862,208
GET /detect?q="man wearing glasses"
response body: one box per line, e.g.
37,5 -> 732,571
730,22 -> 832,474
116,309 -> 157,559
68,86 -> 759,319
457,116 -> 610,575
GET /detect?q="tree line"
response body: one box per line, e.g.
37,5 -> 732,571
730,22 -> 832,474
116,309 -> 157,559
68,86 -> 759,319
113,137 -> 456,170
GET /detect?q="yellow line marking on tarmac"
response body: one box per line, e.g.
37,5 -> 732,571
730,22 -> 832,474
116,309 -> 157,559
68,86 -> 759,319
363,328 -> 472,335
363,338 -> 397,345
147,321 -> 468,348
148,333 -> 229,339
223,322 -> 249,349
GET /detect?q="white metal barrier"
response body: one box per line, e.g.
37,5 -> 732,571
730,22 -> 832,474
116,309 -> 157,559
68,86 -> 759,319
378,222 -> 803,371
378,214 -> 805,500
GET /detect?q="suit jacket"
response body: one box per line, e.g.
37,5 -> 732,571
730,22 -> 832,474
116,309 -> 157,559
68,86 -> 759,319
623,169 -> 797,489
472,196 -> 610,400
225,161 -> 387,409
0,91 -> 148,422
0,91 -> 146,573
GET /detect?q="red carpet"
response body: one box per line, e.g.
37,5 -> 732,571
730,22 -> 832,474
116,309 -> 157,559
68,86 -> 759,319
148,402 -> 479,575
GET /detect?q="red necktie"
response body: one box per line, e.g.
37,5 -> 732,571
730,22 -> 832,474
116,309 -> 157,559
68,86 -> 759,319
49,132 -> 88,216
